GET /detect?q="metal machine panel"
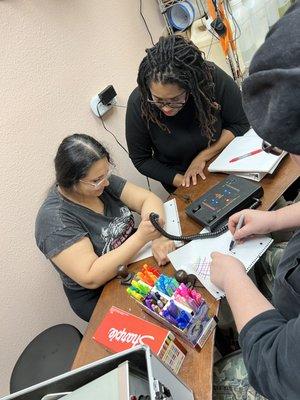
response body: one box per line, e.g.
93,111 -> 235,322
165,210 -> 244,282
1,346 -> 194,400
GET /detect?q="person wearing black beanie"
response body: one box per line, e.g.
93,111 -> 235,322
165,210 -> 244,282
242,2 -> 300,156
212,2 -> 300,400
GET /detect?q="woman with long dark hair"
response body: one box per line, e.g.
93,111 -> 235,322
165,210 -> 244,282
126,35 -> 249,192
35,134 -> 174,321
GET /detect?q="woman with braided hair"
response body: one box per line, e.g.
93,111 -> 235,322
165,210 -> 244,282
126,35 -> 249,192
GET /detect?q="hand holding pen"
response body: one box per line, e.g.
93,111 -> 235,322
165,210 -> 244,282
228,209 -> 275,248
229,214 -> 245,251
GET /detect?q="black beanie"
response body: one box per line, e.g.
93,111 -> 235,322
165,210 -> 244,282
242,1 -> 300,155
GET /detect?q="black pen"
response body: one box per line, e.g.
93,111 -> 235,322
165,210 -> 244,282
229,215 -> 245,251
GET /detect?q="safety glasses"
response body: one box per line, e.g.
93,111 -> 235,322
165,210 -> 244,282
79,167 -> 114,190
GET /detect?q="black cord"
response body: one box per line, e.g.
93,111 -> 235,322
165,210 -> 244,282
150,212 -> 228,241
224,0 -> 241,42
212,0 -> 219,14
139,0 -> 155,45
96,102 -> 129,154
96,101 -> 152,191
149,197 -> 262,242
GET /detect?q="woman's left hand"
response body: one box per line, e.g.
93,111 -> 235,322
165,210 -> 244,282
182,155 -> 206,187
152,236 -> 176,266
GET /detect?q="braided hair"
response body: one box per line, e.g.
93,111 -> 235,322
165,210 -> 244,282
137,35 -> 218,140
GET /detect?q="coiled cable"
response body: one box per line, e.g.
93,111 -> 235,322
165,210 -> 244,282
149,198 -> 262,242
149,212 -> 227,242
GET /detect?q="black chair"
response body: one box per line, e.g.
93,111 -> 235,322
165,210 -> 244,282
10,324 -> 83,394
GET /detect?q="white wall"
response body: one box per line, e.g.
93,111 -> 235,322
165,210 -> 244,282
0,1 -> 166,395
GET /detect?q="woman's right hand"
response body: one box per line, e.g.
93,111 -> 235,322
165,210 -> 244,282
228,209 -> 276,240
135,217 -> 161,245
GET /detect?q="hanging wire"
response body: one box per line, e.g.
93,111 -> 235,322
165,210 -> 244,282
140,0 -> 155,45
206,34 -> 215,58
96,102 -> 153,191
112,104 -> 127,108
224,0 -> 241,42
97,102 -> 129,154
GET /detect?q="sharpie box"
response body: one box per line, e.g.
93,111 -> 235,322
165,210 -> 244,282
93,306 -> 186,374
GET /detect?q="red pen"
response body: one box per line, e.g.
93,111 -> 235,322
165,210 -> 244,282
229,148 -> 263,163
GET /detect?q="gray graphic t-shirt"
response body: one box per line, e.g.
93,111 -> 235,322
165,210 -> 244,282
35,175 -> 135,289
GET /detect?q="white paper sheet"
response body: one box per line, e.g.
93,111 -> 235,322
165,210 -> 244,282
168,230 -> 273,299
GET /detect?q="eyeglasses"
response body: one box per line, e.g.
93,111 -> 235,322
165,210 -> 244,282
147,90 -> 188,109
79,167 -> 114,189
261,140 -> 283,156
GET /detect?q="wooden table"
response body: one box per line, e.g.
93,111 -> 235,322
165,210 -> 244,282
72,155 -> 299,400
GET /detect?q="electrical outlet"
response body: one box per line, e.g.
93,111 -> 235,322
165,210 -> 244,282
90,86 -> 117,117
90,95 -> 117,117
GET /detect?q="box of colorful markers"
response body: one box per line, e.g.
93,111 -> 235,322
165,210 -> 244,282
126,264 -> 217,348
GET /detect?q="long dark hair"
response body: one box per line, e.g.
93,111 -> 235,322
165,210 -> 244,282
137,35 -> 218,139
55,133 -> 111,188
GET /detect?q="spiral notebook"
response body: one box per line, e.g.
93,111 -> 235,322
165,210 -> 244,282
168,230 -> 273,299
